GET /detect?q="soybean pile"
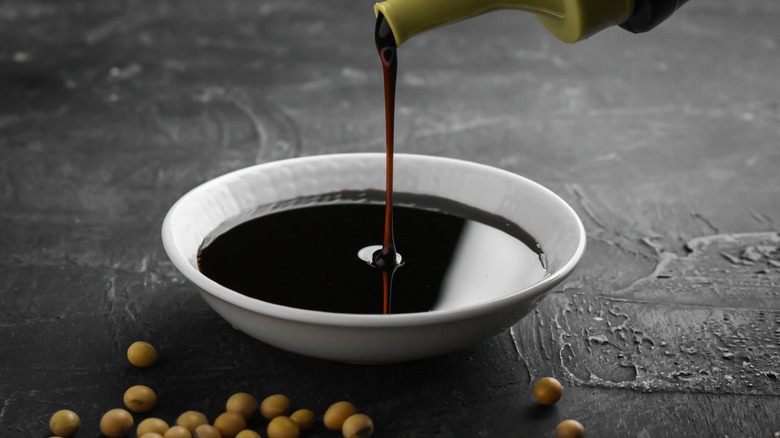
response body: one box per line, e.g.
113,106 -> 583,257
47,341 -> 374,438
46,341 -> 584,438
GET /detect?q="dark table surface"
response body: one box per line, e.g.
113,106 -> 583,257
2,0 -> 779,437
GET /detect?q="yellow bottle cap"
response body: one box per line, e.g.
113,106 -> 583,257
535,0 -> 634,43
375,0 -> 634,45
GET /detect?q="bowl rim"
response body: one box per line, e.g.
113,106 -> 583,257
162,153 -> 586,328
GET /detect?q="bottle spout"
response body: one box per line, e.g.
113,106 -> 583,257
374,0 -> 634,46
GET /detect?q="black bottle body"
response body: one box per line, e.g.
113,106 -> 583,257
621,0 -> 690,33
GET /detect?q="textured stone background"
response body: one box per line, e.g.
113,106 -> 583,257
1,0 -> 779,436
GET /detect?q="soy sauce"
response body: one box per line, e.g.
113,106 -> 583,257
374,13 -> 399,269
197,192 -> 547,315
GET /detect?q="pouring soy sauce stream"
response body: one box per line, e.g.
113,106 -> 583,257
373,13 -> 399,271
373,13 -> 399,314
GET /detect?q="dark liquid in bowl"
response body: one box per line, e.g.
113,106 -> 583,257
197,192 -> 548,314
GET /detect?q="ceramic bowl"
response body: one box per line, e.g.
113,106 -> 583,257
162,153 -> 585,363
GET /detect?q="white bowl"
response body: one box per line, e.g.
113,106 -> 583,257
162,153 -> 585,363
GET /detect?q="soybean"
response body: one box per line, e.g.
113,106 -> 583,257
226,392 -> 258,419
164,425 -> 193,438
99,408 -> 134,438
533,377 -> 563,406
260,394 -> 291,420
235,431 -> 262,438
176,411 -> 208,433
124,385 -> 157,413
267,416 -> 299,438
290,408 -> 315,430
137,418 -> 170,436
127,341 -> 158,367
193,424 -> 221,438
342,413 -> 374,438
214,411 -> 246,438
49,409 -> 80,437
324,401 -> 357,431
555,419 -> 585,438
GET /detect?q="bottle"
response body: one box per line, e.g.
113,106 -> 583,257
374,0 -> 689,45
